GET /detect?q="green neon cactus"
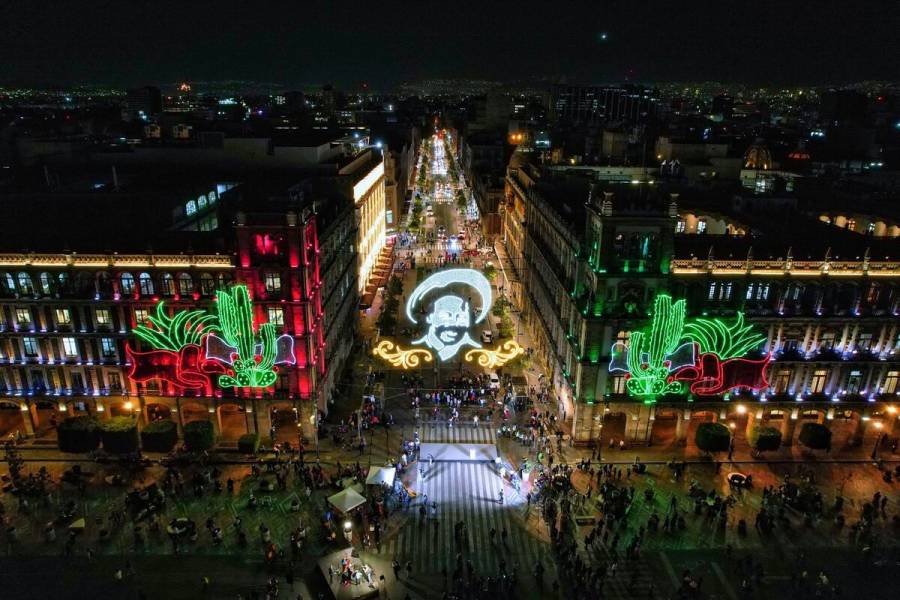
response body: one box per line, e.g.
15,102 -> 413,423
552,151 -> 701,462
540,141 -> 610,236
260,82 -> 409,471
684,312 -> 765,359
625,294 -> 685,400
216,285 -> 278,388
132,301 -> 218,351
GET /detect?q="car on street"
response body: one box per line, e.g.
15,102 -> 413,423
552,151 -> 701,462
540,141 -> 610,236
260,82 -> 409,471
489,372 -> 500,390
481,330 -> 493,343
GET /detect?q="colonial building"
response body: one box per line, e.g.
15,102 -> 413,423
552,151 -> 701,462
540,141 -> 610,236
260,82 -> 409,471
0,160 -> 373,444
503,162 -> 900,454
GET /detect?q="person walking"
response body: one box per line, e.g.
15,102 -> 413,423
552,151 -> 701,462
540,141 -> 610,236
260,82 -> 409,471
392,559 -> 401,580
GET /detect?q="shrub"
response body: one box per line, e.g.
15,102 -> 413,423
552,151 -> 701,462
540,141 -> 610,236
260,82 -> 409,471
99,417 -> 139,454
749,426 -> 782,453
799,422 -> 832,450
140,419 -> 178,453
183,420 -> 215,452
238,433 -> 261,454
695,422 -> 731,454
57,416 -> 101,453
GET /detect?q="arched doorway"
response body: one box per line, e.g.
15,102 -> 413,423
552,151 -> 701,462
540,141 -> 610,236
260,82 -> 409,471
180,401 -> 209,425
685,410 -> 717,453
829,409 -> 860,450
0,401 -> 25,438
146,402 -> 172,423
217,403 -> 247,441
108,400 -> 134,418
33,400 -> 59,437
650,408 -> 679,447
794,409 -> 826,446
600,412 -> 627,448
723,406 -> 754,450
268,402 -> 299,444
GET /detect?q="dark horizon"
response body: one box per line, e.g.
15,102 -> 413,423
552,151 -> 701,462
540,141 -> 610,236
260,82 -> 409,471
1,0 -> 898,90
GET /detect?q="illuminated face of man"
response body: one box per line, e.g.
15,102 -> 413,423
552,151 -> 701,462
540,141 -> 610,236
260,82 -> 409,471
419,295 -> 479,360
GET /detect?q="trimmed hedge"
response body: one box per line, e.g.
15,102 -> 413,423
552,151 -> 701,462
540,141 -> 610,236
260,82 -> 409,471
99,416 -> 139,454
749,426 -> 782,453
183,420 -> 215,452
140,419 -> 178,453
695,422 -> 731,453
238,433 -> 260,454
799,422 -> 832,450
57,416 -> 101,453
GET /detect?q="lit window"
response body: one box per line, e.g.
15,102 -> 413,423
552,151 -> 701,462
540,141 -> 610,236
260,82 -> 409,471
697,219 -> 707,234
138,273 -> 154,295
62,337 -> 78,357
611,375 -> 626,394
120,273 -> 135,294
846,218 -> 856,232
100,338 -> 116,357
746,283 -> 769,301
134,308 -> 150,324
55,309 -> 71,324
675,220 -> 685,233
39,273 -> 53,295
857,333 -> 873,352
809,369 -> 828,394
197,194 -> 208,209
267,307 -> 285,326
2,273 -> 14,293
23,337 -> 39,357
186,200 -> 197,216
199,273 -> 216,295
709,282 -> 732,301
209,189 -> 218,203
160,273 -> 176,296
15,308 -> 31,324
773,369 -> 791,393
819,332 -> 835,350
884,370 -> 899,394
17,272 -> 33,294
96,309 -> 112,326
265,272 -> 282,293
177,273 -> 193,295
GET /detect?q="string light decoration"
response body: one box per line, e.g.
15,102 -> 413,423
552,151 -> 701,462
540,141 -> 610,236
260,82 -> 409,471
609,293 -> 769,401
372,340 -> 433,369
464,340 -> 526,369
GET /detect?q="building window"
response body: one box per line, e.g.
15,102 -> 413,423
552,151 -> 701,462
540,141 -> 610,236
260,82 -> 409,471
883,370 -> 899,394
2,272 -> 15,293
120,272 -> 135,294
846,218 -> 856,232
865,283 -> 880,305
186,200 -> 197,216
108,372 -> 122,390
199,273 -> 216,295
267,307 -> 285,327
675,220 -> 685,233
746,283 -> 770,301
611,375 -> 626,394
17,272 -> 33,295
774,369 -> 791,393
160,273 -> 176,296
55,308 -> 71,325
62,337 -> 78,357
264,272 -> 282,293
615,330 -> 630,346
39,273 -> 53,295
809,369 -> 828,394
708,282 -> 732,301
134,308 -> 150,324
697,219 -> 707,234
95,309 -> 112,326
23,337 -> 39,357
177,273 -> 193,295
15,308 -> 31,325
100,338 -> 116,357
819,332 -> 835,350
856,333 -> 873,352
197,194 -> 208,209
138,273 -> 154,296
789,284 -> 802,301
846,370 -> 862,395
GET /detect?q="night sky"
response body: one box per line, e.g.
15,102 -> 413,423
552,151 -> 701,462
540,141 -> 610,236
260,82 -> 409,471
1,0 -> 897,88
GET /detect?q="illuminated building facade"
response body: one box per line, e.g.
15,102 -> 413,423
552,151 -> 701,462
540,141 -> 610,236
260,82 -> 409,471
0,173 -> 358,442
348,155 -> 386,294
503,164 -> 900,450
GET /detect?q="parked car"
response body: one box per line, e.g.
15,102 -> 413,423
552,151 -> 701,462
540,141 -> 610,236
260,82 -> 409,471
481,330 -> 493,344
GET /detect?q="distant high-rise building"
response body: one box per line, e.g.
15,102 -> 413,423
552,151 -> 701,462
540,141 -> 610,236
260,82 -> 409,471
124,86 -> 162,121
550,84 -> 657,125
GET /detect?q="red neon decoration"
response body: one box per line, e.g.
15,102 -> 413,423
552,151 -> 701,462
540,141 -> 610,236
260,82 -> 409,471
674,351 -> 771,396
126,344 -> 226,391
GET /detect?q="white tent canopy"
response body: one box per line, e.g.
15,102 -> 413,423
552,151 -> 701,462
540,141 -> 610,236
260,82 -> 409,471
365,466 -> 396,487
327,487 -> 367,513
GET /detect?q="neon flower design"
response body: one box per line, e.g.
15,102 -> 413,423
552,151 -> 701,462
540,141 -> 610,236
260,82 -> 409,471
205,285 -> 295,388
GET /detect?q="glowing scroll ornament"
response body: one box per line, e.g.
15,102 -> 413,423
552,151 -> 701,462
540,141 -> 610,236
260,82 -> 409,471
372,340 -> 433,369
464,340 -> 525,369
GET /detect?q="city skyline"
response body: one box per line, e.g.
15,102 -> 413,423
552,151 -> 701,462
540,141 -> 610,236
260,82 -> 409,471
1,1 -> 898,88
